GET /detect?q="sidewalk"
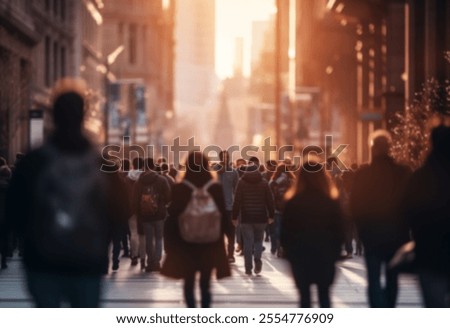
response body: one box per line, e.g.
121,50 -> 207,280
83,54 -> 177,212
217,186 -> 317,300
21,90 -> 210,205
0,241 -> 423,308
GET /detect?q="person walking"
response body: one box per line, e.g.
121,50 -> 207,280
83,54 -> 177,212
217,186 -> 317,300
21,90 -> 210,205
6,78 -> 128,307
161,152 -> 230,307
0,165 -> 11,269
212,150 -> 239,263
232,159 -> 275,275
125,157 -> 145,267
133,159 -> 171,272
351,131 -> 411,307
281,162 -> 344,307
403,125 -> 450,307
269,163 -> 295,256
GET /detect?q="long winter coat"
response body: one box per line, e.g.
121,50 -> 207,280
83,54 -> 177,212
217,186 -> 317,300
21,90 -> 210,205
351,155 -> 411,255
281,190 -> 344,286
403,154 -> 450,274
161,180 -> 231,279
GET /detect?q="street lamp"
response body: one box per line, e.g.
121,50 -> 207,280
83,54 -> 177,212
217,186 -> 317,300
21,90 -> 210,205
104,45 -> 124,145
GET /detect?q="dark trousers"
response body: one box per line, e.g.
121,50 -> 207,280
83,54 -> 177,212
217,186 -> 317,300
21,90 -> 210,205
418,268 -> 450,307
297,281 -> 331,308
364,252 -> 398,307
269,213 -> 282,254
225,211 -> 235,257
111,233 -> 122,265
27,271 -> 102,307
183,268 -> 213,308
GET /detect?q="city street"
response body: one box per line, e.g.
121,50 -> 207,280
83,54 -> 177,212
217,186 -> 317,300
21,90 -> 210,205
0,241 -> 422,308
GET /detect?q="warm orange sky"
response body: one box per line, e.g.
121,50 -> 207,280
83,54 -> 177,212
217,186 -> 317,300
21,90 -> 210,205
215,0 -> 275,79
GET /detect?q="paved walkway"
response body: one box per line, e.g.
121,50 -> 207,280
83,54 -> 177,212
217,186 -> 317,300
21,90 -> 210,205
0,241 -> 423,308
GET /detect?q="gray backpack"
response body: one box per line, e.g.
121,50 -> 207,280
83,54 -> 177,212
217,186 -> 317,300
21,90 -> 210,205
178,180 -> 221,243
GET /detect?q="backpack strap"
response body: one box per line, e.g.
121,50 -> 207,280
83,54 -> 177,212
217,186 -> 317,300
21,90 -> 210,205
182,179 -> 216,191
202,179 -> 216,191
181,179 -> 197,190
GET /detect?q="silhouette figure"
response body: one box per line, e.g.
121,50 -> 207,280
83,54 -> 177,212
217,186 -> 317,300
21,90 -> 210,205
6,79 -> 127,307
403,125 -> 450,307
351,131 -> 411,307
281,162 -> 344,307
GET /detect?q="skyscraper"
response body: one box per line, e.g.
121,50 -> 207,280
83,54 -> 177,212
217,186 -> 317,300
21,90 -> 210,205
175,0 -> 216,108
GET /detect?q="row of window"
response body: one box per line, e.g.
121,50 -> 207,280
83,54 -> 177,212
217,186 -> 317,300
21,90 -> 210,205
44,0 -> 67,20
44,37 -> 66,87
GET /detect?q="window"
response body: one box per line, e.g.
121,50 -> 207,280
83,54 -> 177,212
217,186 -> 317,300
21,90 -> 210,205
61,46 -> 66,77
53,41 -> 59,81
53,0 -> 58,17
45,36 -> 51,87
61,0 -> 66,20
129,24 -> 137,64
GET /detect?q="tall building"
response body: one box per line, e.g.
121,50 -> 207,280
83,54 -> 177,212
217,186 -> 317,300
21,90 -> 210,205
102,0 -> 174,146
0,0 -> 76,161
175,0 -> 216,108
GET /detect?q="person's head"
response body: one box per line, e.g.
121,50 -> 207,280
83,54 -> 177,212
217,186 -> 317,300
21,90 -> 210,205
132,157 -> 144,171
430,125 -> 450,161
288,162 -> 337,200
15,153 -> 25,165
0,165 -> 11,180
184,151 -> 212,186
145,157 -> 155,171
160,163 -> 169,174
51,79 -> 87,132
265,160 -> 278,173
248,156 -> 260,167
219,150 -> 230,165
272,163 -> 296,181
169,165 -> 178,180
157,157 -> 167,165
236,158 -> 246,168
370,130 -> 392,160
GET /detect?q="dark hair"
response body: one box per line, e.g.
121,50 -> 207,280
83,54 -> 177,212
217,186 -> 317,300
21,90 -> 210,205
184,152 -> 212,187
132,157 -> 144,170
265,160 -> 278,170
121,159 -> 131,171
248,156 -> 260,166
53,92 -> 84,130
431,125 -> 450,159
145,157 -> 155,171
271,164 -> 296,182
287,162 -> 335,200
161,163 -> 169,173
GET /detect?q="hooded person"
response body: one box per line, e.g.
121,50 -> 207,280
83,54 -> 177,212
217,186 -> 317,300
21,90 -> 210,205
232,161 -> 275,275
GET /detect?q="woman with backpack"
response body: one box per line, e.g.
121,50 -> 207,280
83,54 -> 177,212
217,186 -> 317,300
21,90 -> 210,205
161,152 -> 231,308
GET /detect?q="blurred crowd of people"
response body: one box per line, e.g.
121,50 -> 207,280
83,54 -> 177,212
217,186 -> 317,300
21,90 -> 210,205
0,80 -> 449,309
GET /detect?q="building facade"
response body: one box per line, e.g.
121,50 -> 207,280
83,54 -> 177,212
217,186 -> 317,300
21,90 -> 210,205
0,0 -> 76,161
102,0 -> 174,146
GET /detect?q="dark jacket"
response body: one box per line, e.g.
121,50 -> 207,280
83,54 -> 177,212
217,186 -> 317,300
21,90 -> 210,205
133,171 -> 171,223
281,190 -> 344,285
403,154 -> 450,274
161,180 -> 231,279
5,142 -> 128,275
232,168 -> 275,223
351,155 -> 411,255
269,173 -> 293,213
